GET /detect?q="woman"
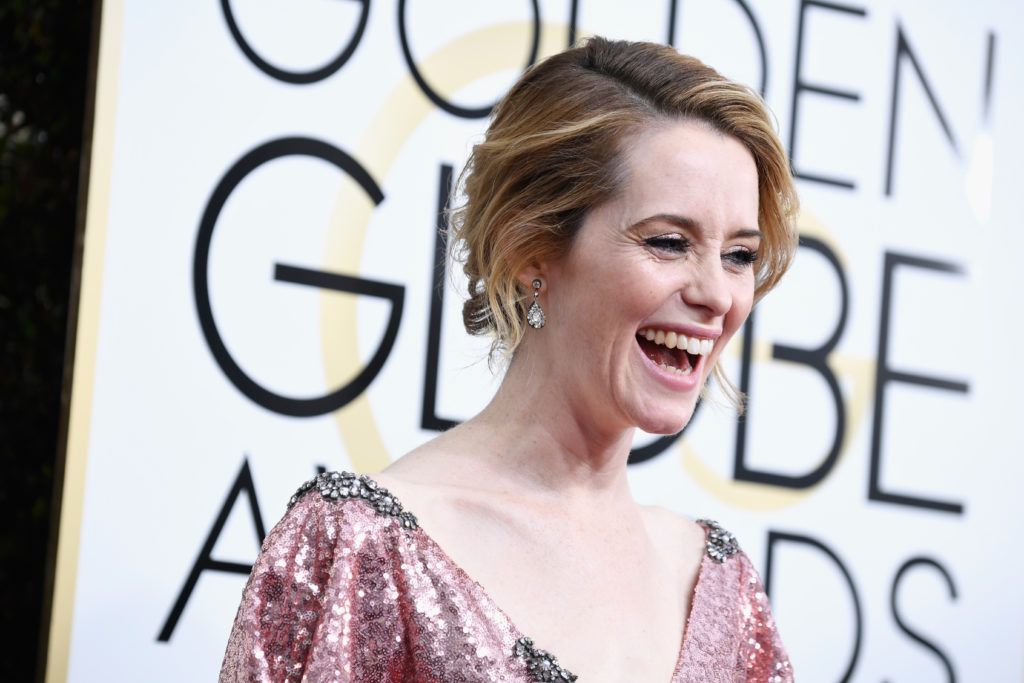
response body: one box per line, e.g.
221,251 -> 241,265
221,37 -> 798,682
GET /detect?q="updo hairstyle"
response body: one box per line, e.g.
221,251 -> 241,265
449,37 -> 799,404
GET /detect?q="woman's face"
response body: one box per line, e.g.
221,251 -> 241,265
537,120 -> 760,436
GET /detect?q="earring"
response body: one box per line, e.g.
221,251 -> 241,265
527,278 -> 546,329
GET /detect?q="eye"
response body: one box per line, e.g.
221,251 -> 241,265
644,234 -> 690,254
724,248 -> 758,267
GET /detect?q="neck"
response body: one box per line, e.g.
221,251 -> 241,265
456,342 -> 636,504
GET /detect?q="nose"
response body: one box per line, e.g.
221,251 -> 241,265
680,253 -> 732,318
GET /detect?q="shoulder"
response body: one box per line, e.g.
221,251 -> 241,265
681,520 -> 794,680
639,504 -> 707,558
257,471 -> 422,569
690,517 -> 767,597
682,519 -> 794,681
639,506 -> 753,567
645,511 -> 767,606
287,470 -> 420,530
222,472 -> 418,680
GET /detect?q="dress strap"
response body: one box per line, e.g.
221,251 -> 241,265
289,470 -> 419,530
696,518 -> 741,563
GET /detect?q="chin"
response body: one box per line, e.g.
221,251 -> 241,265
635,406 -> 696,435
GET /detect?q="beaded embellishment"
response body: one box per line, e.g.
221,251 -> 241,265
514,637 -> 579,682
288,470 -> 419,530
696,518 -> 740,563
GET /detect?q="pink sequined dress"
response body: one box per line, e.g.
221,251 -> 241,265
220,471 -> 793,682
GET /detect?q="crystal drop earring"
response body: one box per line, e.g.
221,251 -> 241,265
527,278 -> 546,329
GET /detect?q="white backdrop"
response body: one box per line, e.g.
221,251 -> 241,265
47,1 -> 1024,681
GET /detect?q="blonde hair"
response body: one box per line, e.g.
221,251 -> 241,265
449,37 -> 798,408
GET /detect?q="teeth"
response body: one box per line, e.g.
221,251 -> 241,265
638,328 -> 716,356
658,362 -> 693,376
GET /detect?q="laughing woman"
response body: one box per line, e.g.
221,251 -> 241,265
221,37 -> 798,683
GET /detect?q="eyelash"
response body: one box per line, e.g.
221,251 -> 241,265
644,235 -> 689,253
725,249 -> 758,266
644,236 -> 758,267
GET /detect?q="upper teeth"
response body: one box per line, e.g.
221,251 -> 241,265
638,328 -> 715,356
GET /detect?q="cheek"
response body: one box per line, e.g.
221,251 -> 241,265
719,280 -> 756,347
569,260 -> 655,323
729,288 -> 755,329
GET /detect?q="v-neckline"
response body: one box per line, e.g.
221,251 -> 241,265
362,472 -> 713,681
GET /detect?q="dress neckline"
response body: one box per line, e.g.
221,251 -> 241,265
413,506 -> 714,682
293,470 -> 721,681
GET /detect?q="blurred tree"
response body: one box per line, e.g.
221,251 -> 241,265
0,0 -> 94,680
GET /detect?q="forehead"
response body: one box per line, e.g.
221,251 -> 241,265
613,120 -> 760,233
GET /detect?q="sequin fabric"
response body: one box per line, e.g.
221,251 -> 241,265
673,522 -> 794,682
220,471 -> 793,682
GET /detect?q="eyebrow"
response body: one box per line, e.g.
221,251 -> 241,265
629,213 -> 761,240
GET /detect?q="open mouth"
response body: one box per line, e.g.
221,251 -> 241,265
636,327 -> 714,377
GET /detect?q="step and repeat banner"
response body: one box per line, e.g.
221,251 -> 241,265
48,1 -> 1024,681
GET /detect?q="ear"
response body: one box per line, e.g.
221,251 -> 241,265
516,263 -> 546,293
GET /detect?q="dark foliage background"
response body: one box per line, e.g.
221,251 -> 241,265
1,0 -> 95,680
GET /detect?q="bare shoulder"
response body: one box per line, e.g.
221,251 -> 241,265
371,439 -> 450,498
639,504 -> 708,561
369,464 -> 451,523
371,445 -> 520,536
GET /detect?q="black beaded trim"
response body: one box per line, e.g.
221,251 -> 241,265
288,470 -> 419,530
514,636 -> 578,682
696,518 -> 740,563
